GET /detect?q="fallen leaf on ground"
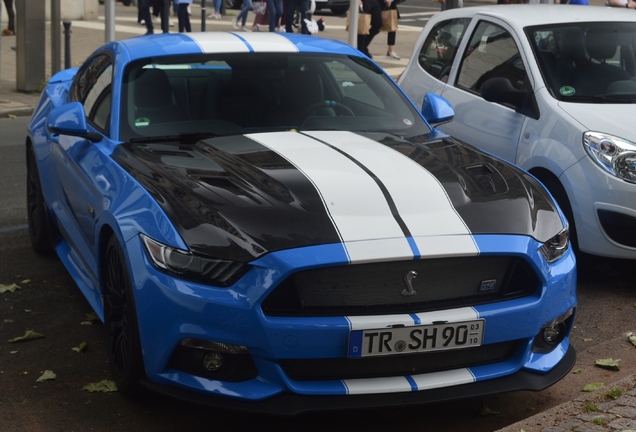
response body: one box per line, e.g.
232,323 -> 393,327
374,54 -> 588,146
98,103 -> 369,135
582,338 -> 593,342
36,370 -> 56,382
83,380 -> 118,393
479,402 -> 500,416
583,382 -> 605,392
8,330 -> 45,343
71,342 -> 88,353
595,358 -> 621,371
20,279 -> 30,284
7,114 -> 16,119
629,335 -> 636,348
10,351 -> 18,354
0,283 -> 20,293
81,312 -> 100,325
572,369 -> 582,374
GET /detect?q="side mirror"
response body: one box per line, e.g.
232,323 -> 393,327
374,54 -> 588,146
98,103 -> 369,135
46,102 -> 103,142
421,92 -> 455,124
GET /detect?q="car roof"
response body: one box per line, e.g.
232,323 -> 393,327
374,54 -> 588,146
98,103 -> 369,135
435,4 -> 636,28
111,32 -> 361,62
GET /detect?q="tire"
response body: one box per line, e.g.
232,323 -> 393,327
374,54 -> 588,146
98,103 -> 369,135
103,236 -> 146,395
26,146 -> 57,257
329,5 -> 348,14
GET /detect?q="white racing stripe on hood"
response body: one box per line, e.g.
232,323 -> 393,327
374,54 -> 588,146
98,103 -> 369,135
246,132 -> 414,262
187,32 -> 299,53
185,33 -> 251,53
305,131 -> 478,257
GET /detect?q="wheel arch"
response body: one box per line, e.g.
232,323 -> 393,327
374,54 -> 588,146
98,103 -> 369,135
528,167 -> 579,252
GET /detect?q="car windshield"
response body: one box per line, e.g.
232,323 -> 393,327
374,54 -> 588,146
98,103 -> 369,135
120,53 -> 430,142
526,22 -> 636,103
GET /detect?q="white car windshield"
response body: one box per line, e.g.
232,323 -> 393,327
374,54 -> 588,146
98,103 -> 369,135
120,53 -> 430,142
526,22 -> 636,102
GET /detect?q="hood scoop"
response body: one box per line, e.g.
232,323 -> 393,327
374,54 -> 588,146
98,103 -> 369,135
461,163 -> 509,196
192,175 -> 271,207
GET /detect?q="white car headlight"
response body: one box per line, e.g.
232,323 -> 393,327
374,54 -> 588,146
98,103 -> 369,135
584,132 -> 636,183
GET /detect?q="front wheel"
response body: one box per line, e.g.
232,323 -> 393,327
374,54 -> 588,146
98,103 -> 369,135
103,236 -> 146,395
26,146 -> 57,257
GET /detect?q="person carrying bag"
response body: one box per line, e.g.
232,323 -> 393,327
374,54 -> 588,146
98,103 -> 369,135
381,0 -> 401,59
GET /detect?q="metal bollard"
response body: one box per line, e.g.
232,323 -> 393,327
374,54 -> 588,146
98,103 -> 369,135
63,21 -> 72,70
201,0 -> 207,32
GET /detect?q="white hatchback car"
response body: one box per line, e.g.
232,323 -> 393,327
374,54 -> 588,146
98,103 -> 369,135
399,5 -> 636,259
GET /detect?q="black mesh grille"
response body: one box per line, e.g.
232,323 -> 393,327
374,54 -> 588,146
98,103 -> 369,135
262,256 -> 539,316
280,341 -> 520,381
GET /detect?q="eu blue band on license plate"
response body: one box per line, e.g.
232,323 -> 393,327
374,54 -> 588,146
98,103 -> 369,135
349,330 -> 364,358
348,320 -> 485,358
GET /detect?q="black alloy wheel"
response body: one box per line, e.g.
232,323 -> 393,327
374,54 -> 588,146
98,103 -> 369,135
103,236 -> 146,395
26,145 -> 57,257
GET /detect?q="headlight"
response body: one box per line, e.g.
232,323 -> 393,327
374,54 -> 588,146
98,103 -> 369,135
140,234 -> 250,287
584,132 -> 636,183
539,226 -> 569,263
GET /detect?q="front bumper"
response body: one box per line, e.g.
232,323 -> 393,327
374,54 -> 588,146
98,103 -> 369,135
140,345 -> 576,415
126,233 -> 577,408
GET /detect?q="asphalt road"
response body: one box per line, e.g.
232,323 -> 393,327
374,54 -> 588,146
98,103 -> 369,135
1,114 -> 636,431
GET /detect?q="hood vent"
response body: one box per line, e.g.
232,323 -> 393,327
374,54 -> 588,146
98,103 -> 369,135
461,163 -> 509,196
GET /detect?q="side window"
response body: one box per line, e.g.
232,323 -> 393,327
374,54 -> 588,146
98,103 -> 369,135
418,18 -> 470,82
70,54 -> 113,134
457,21 -> 526,94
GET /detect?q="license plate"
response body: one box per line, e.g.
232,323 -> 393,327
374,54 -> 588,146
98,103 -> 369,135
348,320 -> 484,358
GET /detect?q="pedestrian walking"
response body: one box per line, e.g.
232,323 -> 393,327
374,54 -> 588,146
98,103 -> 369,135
233,0 -> 253,31
357,0 -> 382,58
176,0 -> 192,32
2,0 -> 15,36
266,0 -> 284,31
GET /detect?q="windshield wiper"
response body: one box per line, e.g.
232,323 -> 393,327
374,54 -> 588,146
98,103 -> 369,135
128,132 -> 220,144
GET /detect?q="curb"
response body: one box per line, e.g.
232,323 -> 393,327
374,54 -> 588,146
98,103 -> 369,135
496,374 -> 636,432
0,99 -> 33,118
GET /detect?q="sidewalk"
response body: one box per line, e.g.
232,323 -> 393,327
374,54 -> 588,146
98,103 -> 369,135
0,1 -> 422,118
3,4 -> 636,432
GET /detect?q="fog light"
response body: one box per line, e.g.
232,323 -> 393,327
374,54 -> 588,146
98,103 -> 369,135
203,352 -> 224,372
168,338 -> 259,382
531,308 -> 574,354
542,324 -> 563,344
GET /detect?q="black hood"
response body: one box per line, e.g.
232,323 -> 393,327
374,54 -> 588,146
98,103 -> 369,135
112,131 -> 563,262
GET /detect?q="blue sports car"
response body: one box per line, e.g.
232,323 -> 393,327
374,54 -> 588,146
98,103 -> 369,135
26,32 -> 576,414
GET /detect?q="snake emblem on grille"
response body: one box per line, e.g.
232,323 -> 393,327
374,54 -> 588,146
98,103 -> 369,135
401,270 -> 418,296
